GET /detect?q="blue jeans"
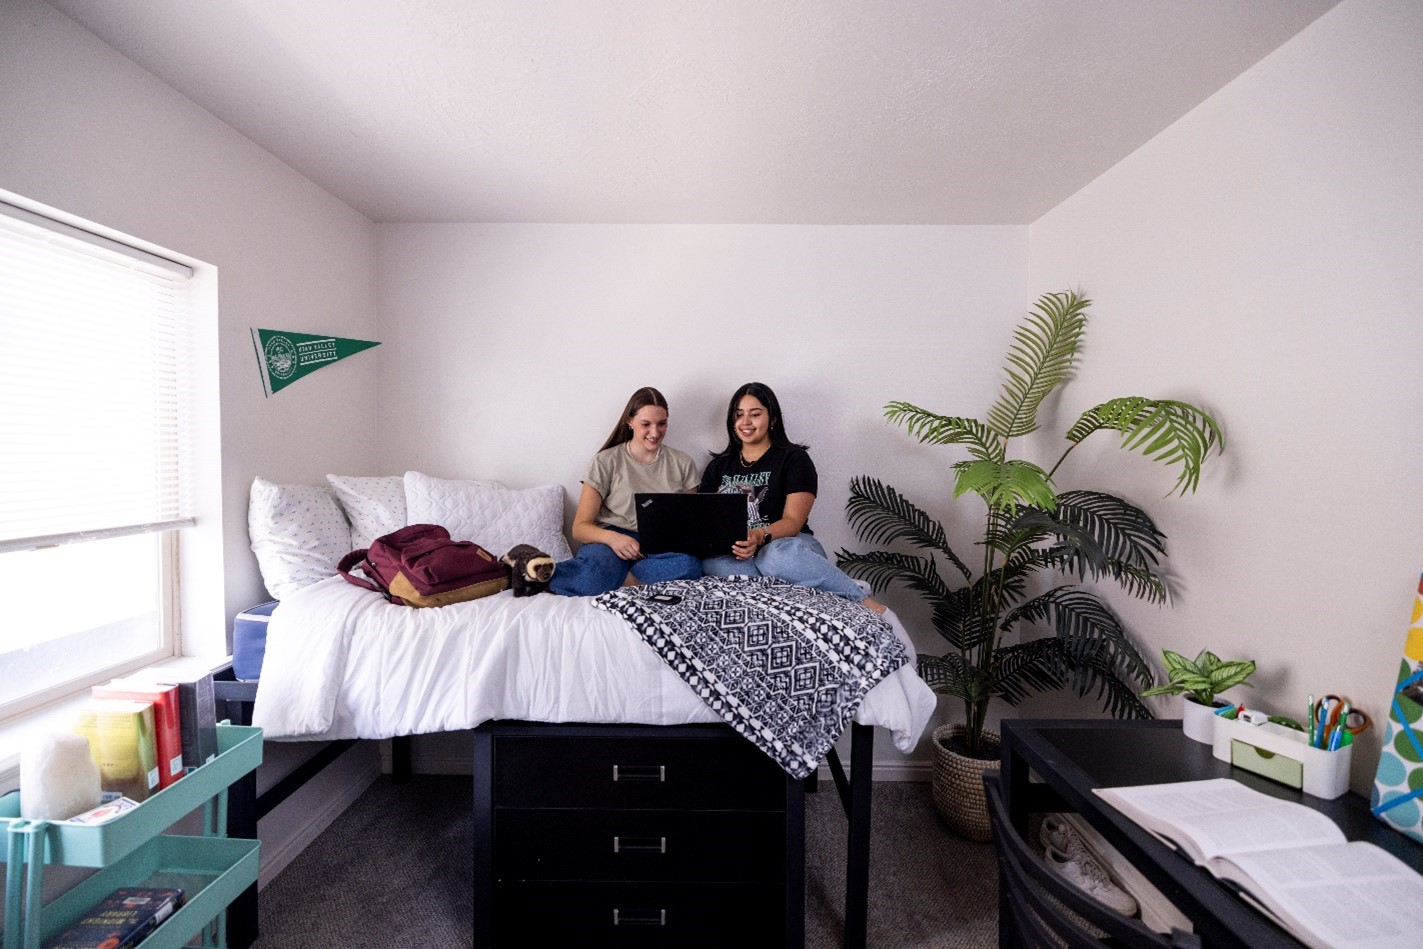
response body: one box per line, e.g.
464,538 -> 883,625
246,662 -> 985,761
549,527 -> 702,597
701,532 -> 866,600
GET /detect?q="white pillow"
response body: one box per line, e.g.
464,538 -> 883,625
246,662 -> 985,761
403,470 -> 572,562
248,477 -> 352,600
326,474 -> 407,549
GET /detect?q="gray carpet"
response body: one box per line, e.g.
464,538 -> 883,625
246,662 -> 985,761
255,775 -> 999,948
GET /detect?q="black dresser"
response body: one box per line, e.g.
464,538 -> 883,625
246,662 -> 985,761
473,720 -> 806,948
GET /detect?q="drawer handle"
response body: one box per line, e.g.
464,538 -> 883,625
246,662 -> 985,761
613,835 -> 667,854
613,908 -> 667,927
612,764 -> 665,782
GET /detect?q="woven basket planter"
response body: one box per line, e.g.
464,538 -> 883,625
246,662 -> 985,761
931,724 -> 1001,842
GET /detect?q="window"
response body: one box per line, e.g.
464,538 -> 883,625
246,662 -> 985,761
0,198 -> 195,721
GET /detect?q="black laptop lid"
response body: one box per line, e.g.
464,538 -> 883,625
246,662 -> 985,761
634,492 -> 748,557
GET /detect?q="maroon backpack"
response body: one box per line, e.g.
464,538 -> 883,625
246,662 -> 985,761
337,524 -> 510,607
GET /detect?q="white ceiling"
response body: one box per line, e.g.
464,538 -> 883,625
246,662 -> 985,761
48,0 -> 1340,225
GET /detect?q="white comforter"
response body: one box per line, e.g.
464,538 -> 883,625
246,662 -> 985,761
251,576 -> 936,755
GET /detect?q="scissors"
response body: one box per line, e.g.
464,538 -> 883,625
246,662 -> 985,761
1316,695 -> 1371,748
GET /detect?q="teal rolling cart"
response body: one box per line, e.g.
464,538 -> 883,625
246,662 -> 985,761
1,724 -> 262,949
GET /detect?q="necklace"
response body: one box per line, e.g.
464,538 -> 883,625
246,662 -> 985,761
739,449 -> 764,469
626,440 -> 660,466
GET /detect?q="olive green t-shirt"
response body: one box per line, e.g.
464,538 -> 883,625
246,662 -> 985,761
584,443 -> 699,532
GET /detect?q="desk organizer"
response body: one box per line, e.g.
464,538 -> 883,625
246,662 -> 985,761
1211,716 -> 1350,799
1,723 -> 262,949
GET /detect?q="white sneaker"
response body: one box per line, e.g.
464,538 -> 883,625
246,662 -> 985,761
1042,843 -> 1139,917
1040,814 -> 1089,859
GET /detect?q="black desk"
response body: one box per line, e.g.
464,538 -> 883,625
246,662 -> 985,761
1000,719 -> 1423,948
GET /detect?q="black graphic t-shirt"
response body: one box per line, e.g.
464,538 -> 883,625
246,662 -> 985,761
699,444 -> 818,534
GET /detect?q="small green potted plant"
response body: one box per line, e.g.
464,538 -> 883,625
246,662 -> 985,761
1139,648 -> 1256,742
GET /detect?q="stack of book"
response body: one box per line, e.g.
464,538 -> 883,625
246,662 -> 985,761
70,672 -> 216,805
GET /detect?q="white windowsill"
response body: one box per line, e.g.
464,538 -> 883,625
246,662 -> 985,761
0,654 -> 232,796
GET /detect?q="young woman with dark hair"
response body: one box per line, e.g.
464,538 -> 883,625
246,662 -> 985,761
699,382 -> 886,614
548,386 -> 703,596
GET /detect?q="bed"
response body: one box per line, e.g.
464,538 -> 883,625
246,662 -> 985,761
236,471 -> 937,948
250,574 -> 932,758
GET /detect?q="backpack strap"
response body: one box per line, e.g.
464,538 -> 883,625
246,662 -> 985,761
337,548 -> 385,595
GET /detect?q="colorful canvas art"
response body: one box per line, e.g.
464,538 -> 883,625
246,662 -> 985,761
1371,573 -> 1423,843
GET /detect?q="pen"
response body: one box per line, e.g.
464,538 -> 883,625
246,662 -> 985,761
1308,693 -> 1315,747
1317,697 -> 1336,749
1330,702 -> 1351,751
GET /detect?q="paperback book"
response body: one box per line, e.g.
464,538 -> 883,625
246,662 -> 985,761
165,671 -> 218,767
71,699 -> 159,803
41,886 -> 185,949
1095,778 -> 1423,949
65,797 -> 140,825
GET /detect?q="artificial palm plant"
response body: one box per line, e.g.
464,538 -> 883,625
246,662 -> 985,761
836,290 -> 1224,759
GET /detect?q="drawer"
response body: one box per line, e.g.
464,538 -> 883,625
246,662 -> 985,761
492,880 -> 788,948
492,734 -> 787,809
495,807 -> 786,882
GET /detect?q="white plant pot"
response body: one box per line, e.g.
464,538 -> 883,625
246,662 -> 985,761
1180,696 -> 1227,743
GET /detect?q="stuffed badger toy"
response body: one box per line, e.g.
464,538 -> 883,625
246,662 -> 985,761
500,544 -> 556,597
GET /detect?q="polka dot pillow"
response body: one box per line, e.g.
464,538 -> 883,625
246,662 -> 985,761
248,477 -> 351,600
326,474 -> 408,550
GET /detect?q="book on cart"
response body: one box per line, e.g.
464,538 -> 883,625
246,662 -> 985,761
1094,777 -> 1423,949
167,671 -> 218,767
113,669 -> 218,768
92,679 -> 185,788
71,698 -> 160,803
41,885 -> 185,949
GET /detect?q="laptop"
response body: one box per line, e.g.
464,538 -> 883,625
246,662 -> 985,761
634,492 -> 748,557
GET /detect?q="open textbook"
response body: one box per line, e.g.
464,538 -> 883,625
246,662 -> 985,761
1095,778 -> 1422,949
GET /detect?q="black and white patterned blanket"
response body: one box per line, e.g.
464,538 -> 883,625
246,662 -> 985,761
593,576 -> 910,778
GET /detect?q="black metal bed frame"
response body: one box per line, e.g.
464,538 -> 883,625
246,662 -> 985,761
213,668 -> 877,949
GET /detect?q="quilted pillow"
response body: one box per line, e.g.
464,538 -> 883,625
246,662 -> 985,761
248,477 -> 351,599
326,474 -> 408,550
403,470 -> 572,562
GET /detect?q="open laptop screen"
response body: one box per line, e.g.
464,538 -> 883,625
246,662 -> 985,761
634,492 -> 748,557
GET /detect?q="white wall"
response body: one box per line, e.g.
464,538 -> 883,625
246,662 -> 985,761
1028,0 -> 1423,791
0,0 -> 382,882
375,222 -> 1028,772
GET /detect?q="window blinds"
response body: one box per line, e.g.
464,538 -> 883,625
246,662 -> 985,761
0,202 -> 195,554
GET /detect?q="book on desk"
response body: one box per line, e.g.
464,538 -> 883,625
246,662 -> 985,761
1095,778 -> 1423,949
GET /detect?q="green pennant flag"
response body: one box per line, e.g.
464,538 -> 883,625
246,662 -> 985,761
252,328 -> 380,397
